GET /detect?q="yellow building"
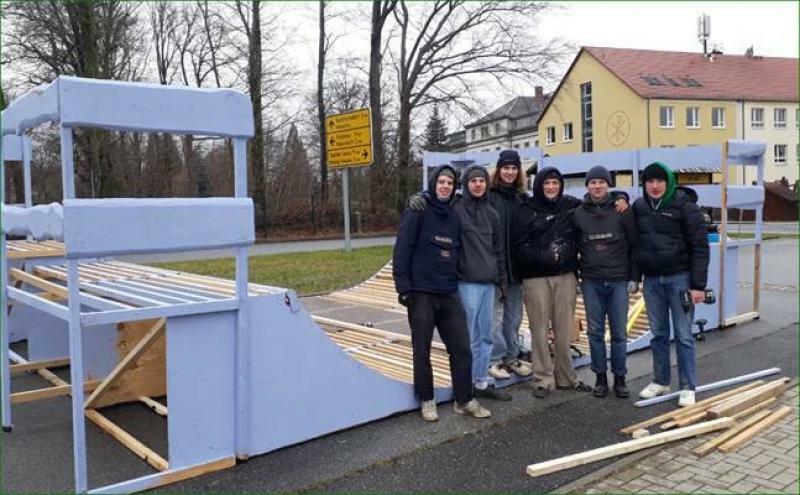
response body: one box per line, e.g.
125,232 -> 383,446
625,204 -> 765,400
538,47 -> 799,185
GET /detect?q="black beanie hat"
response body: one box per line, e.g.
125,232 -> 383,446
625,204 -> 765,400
585,165 -> 612,186
641,162 -> 669,182
497,149 -> 521,168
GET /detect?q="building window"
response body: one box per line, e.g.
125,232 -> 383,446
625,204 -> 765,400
774,144 -> 787,165
796,108 -> 799,129
751,108 -> 764,129
563,122 -> 574,141
470,129 -> 476,141
546,126 -> 556,145
580,82 -> 593,152
495,122 -> 502,134
495,146 -> 500,150
513,143 -> 520,148
480,125 -> 489,139
712,107 -> 726,128
659,106 -> 674,128
774,108 -> 787,129
685,107 -> 700,128
512,120 -> 518,129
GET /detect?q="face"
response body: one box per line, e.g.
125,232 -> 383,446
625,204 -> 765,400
435,174 -> 455,200
645,178 -> 667,199
467,176 -> 487,197
499,165 -> 519,185
542,177 -> 561,199
587,178 -> 609,200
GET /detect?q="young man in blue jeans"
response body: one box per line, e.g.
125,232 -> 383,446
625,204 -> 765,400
633,162 -> 709,407
573,166 -> 638,398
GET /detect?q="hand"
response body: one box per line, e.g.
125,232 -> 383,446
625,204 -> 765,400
497,284 -> 507,302
614,197 -> 629,213
398,292 -> 413,307
407,193 -> 426,212
690,289 -> 704,304
627,281 -> 639,294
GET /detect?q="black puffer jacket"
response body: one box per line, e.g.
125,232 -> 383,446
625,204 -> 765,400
486,184 -> 527,284
633,186 -> 709,290
511,167 -> 581,278
573,193 -> 639,282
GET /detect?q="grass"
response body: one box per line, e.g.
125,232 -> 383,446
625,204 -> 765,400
727,232 -> 798,240
150,245 -> 394,295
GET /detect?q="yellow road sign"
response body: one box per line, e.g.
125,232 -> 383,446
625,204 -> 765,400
326,108 -> 372,168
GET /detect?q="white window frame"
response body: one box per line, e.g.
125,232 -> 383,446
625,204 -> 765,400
751,107 -> 764,129
659,106 -> 674,128
685,107 -> 700,129
774,144 -> 787,165
546,126 -> 556,145
562,122 -> 574,142
774,108 -> 787,129
712,107 -> 726,129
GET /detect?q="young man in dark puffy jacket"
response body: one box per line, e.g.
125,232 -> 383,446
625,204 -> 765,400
573,165 -> 639,399
393,165 -> 491,422
633,162 -> 709,407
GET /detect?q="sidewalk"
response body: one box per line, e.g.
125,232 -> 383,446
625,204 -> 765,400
562,385 -> 799,494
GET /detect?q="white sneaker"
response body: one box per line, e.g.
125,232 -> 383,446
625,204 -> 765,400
488,363 -> 511,380
678,390 -> 696,407
638,382 -> 671,399
507,360 -> 533,377
453,399 -> 492,418
420,400 -> 438,422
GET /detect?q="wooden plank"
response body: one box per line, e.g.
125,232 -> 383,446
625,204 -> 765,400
706,378 -> 788,418
723,311 -> 759,327
660,410 -> 708,430
139,396 -> 168,416
631,429 -> 650,439
693,409 -> 774,457
9,267 -> 68,298
731,397 -> 777,420
527,418 -> 734,478
84,318 -> 166,409
718,406 -> 792,453
11,380 -> 99,404
10,357 -> 70,375
85,409 -> 168,471
620,381 -> 764,435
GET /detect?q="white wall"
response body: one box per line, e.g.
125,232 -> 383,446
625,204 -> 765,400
742,101 -> 799,184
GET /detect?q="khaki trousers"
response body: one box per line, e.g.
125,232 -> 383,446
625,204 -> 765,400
522,273 -> 578,389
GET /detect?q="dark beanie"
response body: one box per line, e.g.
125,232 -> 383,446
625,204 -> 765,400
641,162 -> 669,182
438,168 -> 455,179
497,149 -> 521,167
585,165 -> 612,186
466,167 -> 488,181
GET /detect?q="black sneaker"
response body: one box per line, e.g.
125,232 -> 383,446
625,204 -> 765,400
532,386 -> 549,399
613,375 -> 630,398
475,385 -> 512,401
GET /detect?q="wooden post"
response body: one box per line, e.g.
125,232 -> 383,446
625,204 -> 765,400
718,140 -> 728,327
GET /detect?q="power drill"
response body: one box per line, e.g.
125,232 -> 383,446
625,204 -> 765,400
680,288 -> 716,312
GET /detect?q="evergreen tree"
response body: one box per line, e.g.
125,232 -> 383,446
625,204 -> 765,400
423,104 -> 448,151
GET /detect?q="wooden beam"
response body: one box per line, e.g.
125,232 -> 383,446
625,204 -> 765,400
731,397 -> 777,420
619,381 -> 764,435
706,379 -> 788,418
10,357 -> 70,375
11,380 -> 99,404
139,396 -> 168,416
85,409 -> 168,471
723,311 -> 759,327
84,318 -> 166,409
527,418 -> 734,478
693,409 -> 774,457
9,267 -> 68,298
717,406 -> 792,453
660,410 -> 709,430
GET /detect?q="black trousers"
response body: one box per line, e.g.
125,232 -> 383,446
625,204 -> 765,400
407,291 -> 473,405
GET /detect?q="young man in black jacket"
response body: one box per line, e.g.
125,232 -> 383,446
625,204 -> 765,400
393,165 -> 491,422
573,166 -> 639,399
633,162 -> 709,407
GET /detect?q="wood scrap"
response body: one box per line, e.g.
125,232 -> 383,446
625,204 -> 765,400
718,406 -> 792,453
693,409 -> 774,457
706,378 -> 788,418
631,429 -> 650,439
527,418 -> 734,478
731,397 -> 777,420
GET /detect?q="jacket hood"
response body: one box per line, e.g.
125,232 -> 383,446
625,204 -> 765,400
676,185 -> 699,204
642,161 -> 676,208
460,165 -> 490,200
532,166 -> 564,202
427,165 -> 458,203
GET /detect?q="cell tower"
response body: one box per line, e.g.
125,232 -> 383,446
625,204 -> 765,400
697,14 -> 711,57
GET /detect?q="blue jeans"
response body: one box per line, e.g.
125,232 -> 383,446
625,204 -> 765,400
643,272 -> 697,391
582,279 -> 629,376
458,282 -> 496,385
491,282 -> 523,364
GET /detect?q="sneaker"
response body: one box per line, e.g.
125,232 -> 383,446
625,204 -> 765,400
488,363 -> 511,380
678,390 -> 696,407
532,386 -> 550,399
638,382 -> 671,399
474,385 -> 512,401
507,360 -> 533,377
420,400 -> 438,422
453,399 -> 492,418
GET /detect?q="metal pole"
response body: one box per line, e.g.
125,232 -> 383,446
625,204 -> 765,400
342,167 -> 351,252
634,367 -> 781,407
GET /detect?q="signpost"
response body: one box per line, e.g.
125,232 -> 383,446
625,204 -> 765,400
325,108 -> 373,252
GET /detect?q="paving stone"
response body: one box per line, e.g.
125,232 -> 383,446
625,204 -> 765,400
716,470 -> 745,484
728,480 -> 758,492
758,462 -> 786,476
772,471 -> 798,486
706,460 -> 735,474
748,453 -> 774,466
672,480 -> 702,492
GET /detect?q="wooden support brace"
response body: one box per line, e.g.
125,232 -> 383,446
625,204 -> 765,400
693,409 -> 774,457
9,267 -> 68,299
139,396 -> 168,416
11,380 -> 99,404
527,418 -> 734,478
85,409 -> 169,471
10,357 -> 71,375
84,318 -> 166,409
717,406 -> 792,453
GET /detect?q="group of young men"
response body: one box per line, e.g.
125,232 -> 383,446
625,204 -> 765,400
393,149 -> 710,422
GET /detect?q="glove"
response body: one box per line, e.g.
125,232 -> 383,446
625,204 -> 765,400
398,292 -> 413,307
407,193 -> 426,212
627,281 -> 639,294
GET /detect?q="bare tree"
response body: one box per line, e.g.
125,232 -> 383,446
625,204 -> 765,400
149,1 -> 181,85
317,1 -> 329,203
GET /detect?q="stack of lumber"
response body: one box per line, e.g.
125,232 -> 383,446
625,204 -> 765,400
526,377 -> 792,478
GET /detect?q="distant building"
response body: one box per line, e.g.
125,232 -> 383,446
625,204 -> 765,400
462,86 -> 550,153
537,46 -> 799,184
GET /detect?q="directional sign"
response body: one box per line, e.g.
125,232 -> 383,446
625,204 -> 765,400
326,108 -> 373,168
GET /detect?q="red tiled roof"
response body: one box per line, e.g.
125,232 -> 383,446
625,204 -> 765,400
584,46 -> 799,102
765,181 -> 799,203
